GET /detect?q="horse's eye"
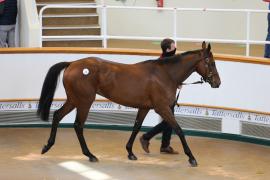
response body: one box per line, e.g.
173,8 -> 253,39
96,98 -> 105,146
205,58 -> 209,63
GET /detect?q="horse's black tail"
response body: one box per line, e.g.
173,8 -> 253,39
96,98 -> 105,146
37,62 -> 70,121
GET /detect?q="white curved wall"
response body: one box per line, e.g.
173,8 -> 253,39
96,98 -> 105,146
0,53 -> 269,113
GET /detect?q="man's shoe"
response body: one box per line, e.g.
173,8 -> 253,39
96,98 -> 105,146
160,146 -> 179,154
139,136 -> 150,153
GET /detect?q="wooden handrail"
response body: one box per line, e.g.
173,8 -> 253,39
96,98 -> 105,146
0,47 -> 269,65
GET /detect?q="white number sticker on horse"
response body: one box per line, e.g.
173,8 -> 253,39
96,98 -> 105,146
83,68 -> 90,75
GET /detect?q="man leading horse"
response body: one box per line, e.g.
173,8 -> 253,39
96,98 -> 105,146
140,38 -> 181,154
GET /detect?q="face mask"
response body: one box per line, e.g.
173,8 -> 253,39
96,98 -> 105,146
162,48 -> 176,57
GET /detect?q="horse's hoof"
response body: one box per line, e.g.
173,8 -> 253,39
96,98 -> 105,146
128,154 -> 137,160
89,156 -> 99,162
41,145 -> 49,154
189,158 -> 198,167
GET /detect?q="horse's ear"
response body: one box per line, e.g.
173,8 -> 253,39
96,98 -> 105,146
207,43 -> 211,53
202,41 -> 206,49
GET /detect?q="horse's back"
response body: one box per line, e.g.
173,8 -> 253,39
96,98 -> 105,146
62,57 -> 155,107
64,56 -> 156,80
62,57 -> 175,108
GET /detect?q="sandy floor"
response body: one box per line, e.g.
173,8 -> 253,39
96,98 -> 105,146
0,128 -> 269,180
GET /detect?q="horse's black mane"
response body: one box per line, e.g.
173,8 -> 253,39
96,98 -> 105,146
140,49 -> 201,65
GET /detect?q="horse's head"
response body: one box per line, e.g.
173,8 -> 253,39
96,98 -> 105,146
196,42 -> 221,88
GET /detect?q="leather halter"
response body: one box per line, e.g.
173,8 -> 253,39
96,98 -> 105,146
175,53 -> 217,106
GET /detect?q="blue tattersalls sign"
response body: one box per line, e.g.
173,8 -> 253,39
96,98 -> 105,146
0,100 -> 269,125
0,102 -> 26,110
91,102 -> 115,110
210,109 -> 245,119
174,106 -> 203,116
251,114 -> 270,125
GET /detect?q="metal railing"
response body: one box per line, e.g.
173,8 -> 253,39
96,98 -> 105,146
39,4 -> 270,56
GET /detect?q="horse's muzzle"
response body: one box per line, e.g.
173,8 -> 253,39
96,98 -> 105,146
211,79 -> 221,88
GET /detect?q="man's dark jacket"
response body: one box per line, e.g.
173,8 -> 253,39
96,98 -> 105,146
0,0 -> 17,25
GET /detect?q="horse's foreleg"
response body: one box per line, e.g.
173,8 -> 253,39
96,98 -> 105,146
156,106 -> 198,167
126,108 -> 149,160
74,106 -> 98,162
41,101 -> 74,154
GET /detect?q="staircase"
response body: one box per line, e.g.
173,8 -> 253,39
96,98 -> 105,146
36,0 -> 102,47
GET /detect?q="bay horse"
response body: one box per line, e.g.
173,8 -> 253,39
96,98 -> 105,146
37,41 -> 220,167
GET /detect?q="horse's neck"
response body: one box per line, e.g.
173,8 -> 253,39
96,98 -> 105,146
164,53 -> 201,86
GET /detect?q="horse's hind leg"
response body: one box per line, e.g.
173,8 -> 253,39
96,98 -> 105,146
41,100 -> 74,154
155,106 -> 198,167
126,108 -> 149,160
74,104 -> 98,162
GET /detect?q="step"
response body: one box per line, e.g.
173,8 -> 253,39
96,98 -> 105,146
42,40 -> 102,47
38,7 -> 97,15
42,26 -> 101,36
42,35 -> 102,41
36,2 -> 96,7
42,25 -> 100,29
37,2 -> 97,14
36,0 -> 96,4
42,13 -> 98,18
42,16 -> 98,26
